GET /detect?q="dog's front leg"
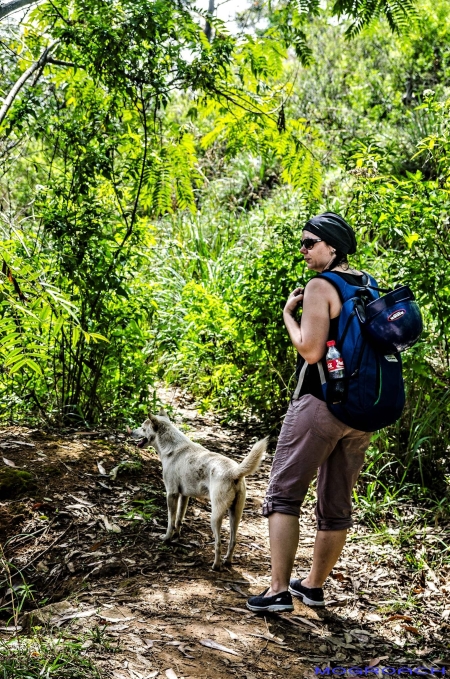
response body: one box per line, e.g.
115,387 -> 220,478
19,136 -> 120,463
163,493 -> 179,541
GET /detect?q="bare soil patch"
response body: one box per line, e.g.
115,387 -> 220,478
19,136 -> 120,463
0,394 -> 449,678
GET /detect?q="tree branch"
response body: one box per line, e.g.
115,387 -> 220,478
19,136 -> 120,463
0,0 -> 42,20
47,57 -> 77,68
0,40 -> 58,127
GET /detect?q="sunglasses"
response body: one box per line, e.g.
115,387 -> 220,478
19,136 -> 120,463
301,238 -> 322,250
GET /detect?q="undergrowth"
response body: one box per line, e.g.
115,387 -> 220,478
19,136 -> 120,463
0,636 -> 100,679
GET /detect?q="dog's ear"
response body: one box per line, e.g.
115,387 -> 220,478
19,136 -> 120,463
158,407 -> 169,418
148,414 -> 159,431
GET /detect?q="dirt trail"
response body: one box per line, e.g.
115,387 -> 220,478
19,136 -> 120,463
0,392 -> 449,678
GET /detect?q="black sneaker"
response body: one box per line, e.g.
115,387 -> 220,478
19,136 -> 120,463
288,579 -> 325,607
246,588 -> 294,612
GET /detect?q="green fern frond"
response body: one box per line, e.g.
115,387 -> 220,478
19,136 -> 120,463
295,0 -> 321,15
333,0 -> 417,37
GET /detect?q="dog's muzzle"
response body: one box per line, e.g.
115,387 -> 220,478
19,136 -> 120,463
136,437 -> 148,449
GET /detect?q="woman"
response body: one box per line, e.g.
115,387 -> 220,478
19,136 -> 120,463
247,212 -> 372,612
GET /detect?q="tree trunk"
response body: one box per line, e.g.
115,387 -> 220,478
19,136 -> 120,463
0,0 -> 42,20
0,41 -> 58,127
204,0 -> 215,43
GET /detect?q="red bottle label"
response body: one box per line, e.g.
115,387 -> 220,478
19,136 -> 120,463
327,358 -> 344,372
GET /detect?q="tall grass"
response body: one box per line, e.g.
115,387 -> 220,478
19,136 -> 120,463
145,179 -> 450,506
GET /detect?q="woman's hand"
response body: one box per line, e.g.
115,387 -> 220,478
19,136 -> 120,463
283,287 -> 304,316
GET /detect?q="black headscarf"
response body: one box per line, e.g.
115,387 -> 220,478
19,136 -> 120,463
305,212 -> 357,255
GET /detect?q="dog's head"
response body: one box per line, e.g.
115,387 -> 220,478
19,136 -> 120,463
129,408 -> 170,450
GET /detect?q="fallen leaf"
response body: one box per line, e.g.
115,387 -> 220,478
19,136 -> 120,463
290,615 -> 319,629
146,673 -> 158,678
331,572 -> 346,582
2,457 -> 16,467
165,670 -> 178,679
69,495 -> 95,506
365,613 -> 382,622
98,615 -> 135,623
109,465 -> 120,480
100,514 -> 121,533
176,643 -> 195,659
66,504 -> 93,511
89,538 -> 107,552
224,628 -> 239,641
250,633 -> 285,645
327,598 -> 350,607
1,440 -> 34,448
56,609 -> 97,626
368,656 -> 389,667
97,461 -> 107,475
351,628 -> 371,635
199,639 -> 240,655
135,653 -> 152,668
229,583 -> 247,597
106,623 -> 130,632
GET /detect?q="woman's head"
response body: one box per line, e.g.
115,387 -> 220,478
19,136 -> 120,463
300,212 -> 356,272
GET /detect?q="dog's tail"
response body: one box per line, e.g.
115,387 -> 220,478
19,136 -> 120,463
234,437 -> 268,479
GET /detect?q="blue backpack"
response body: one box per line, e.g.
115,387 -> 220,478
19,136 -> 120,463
309,272 -> 409,431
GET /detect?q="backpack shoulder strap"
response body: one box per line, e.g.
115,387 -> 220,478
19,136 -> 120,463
316,271 -> 378,302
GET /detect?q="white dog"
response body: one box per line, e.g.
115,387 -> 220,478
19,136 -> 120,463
131,410 -> 268,570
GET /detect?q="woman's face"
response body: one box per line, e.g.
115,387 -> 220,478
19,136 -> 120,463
300,229 -> 335,272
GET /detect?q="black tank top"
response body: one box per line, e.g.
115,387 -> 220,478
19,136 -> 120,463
294,272 -> 365,401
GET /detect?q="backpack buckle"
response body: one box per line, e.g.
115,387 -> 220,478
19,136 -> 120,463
354,298 -> 367,323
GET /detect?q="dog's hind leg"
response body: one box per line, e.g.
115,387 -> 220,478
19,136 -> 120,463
174,495 -> 189,537
210,509 -> 224,571
163,493 -> 179,541
224,485 -> 246,567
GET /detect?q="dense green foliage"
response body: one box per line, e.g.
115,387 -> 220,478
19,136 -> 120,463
1,0 -> 449,509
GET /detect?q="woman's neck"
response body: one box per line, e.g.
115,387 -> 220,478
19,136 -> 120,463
331,265 -> 363,275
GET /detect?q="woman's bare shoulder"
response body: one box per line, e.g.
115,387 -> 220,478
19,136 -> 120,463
304,277 -> 339,295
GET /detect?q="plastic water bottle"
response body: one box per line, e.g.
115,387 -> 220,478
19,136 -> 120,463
326,340 -> 346,404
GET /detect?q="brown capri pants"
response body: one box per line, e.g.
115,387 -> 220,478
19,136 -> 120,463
262,394 -> 372,531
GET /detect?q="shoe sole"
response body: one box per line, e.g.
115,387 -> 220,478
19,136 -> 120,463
246,603 -> 294,612
288,586 -> 325,607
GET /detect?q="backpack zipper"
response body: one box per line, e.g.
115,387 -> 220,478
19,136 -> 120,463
374,360 -> 382,405
337,308 -> 356,350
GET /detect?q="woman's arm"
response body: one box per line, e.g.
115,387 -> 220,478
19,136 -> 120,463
283,278 -> 332,364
